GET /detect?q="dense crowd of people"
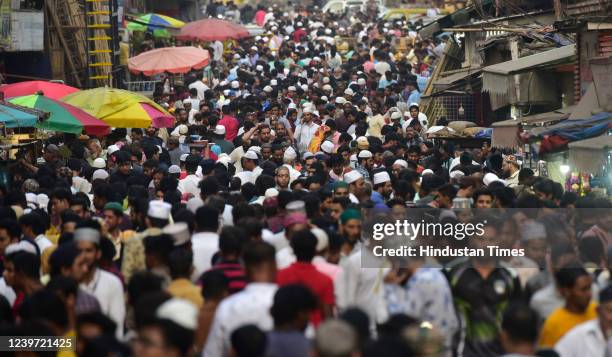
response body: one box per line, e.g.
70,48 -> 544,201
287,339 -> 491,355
0,3 -> 611,357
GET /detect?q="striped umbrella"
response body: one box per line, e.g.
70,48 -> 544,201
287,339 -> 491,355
62,87 -> 174,128
127,13 -> 185,37
0,81 -> 79,100
9,94 -> 110,135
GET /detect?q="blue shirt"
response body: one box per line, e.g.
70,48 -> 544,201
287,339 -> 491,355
407,89 -> 421,105
416,75 -> 429,92
371,191 -> 385,205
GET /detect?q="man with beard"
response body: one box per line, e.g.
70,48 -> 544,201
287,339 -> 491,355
230,137 -> 252,172
355,150 -> 373,181
261,143 -> 273,162
103,202 -> 134,265
371,171 -> 392,205
344,171 -> 365,204
75,226 -> 125,338
502,155 -> 521,188
141,126 -> 163,148
405,126 -> 423,147
447,216 -> 522,357
335,208 -> 390,332
271,143 -> 285,167
274,122 -> 291,142
258,124 -> 272,145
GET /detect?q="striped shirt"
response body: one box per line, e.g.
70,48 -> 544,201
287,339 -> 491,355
210,260 -> 247,294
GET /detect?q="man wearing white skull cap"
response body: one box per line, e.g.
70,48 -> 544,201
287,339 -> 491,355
344,170 -> 364,204
372,171 -> 392,204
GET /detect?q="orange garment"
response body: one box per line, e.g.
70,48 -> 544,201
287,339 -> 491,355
539,302 -> 597,347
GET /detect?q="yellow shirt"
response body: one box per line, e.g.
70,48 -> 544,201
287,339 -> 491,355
56,330 -> 77,357
166,278 -> 204,308
539,302 -> 597,347
41,245 -> 56,275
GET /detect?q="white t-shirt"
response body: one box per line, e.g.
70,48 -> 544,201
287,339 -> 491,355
191,231 -> 219,281
188,81 -> 209,100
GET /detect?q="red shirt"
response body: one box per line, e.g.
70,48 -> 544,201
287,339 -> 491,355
218,114 -> 239,141
277,262 -> 334,326
292,29 -> 307,43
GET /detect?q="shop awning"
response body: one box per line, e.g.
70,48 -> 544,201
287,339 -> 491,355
432,67 -> 482,91
530,112 -> 612,139
522,106 -> 574,125
482,45 -> 576,94
568,134 -> 612,173
492,106 -> 574,128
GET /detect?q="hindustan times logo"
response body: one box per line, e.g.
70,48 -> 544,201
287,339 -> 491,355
372,220 -> 487,241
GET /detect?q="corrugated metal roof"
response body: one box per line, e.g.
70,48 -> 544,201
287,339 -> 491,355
491,106 -> 574,127
433,67 -> 482,90
482,45 -> 576,75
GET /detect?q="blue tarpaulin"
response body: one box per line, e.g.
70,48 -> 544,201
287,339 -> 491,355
532,112 -> 612,141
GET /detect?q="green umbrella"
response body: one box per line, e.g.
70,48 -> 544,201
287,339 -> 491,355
9,94 -> 110,135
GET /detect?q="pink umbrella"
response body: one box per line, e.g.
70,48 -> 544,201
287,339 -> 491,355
0,81 -> 79,100
141,103 -> 174,128
177,19 -> 250,41
128,46 -> 211,76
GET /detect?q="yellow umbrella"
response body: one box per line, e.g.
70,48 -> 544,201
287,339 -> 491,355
61,87 -> 173,128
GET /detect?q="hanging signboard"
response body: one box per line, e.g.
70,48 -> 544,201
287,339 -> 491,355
9,11 -> 44,51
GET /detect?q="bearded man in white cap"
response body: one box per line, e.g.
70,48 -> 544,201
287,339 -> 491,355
344,170 -> 365,204
282,146 -> 302,182
75,227 -> 126,338
122,200 -> 172,283
371,171 -> 392,205
355,150 -> 373,181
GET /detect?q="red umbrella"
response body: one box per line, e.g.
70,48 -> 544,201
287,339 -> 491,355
128,46 -> 210,76
177,19 -> 250,41
0,81 -> 79,100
